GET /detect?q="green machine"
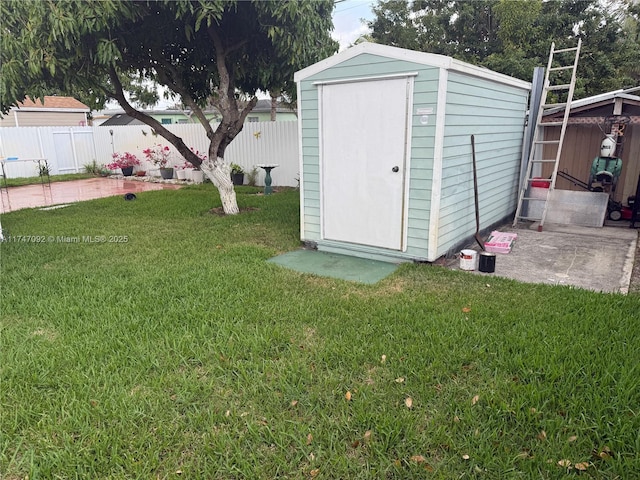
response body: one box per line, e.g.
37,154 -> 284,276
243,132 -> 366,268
588,135 -> 623,193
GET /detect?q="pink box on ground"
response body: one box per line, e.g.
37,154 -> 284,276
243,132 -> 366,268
484,231 -> 518,254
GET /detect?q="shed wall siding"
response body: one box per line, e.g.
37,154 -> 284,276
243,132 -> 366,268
299,53 -> 440,257
435,72 -> 529,257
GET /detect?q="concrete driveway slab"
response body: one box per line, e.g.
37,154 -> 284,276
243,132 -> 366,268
451,223 -> 638,294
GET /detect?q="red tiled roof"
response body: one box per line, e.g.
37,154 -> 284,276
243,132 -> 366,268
18,96 -> 90,110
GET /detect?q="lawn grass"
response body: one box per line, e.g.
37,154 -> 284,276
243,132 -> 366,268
2,173 -> 96,188
1,185 -> 639,479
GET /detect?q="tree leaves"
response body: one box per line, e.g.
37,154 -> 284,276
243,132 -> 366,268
95,38 -> 121,66
368,0 -> 640,97
1,0 -> 338,112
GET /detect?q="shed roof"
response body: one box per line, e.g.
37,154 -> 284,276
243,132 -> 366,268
294,42 -> 531,90
17,96 -> 90,112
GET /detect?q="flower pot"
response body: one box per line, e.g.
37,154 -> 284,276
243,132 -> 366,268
191,170 -> 204,184
231,173 -> 244,185
121,166 -> 134,176
176,169 -> 187,180
135,170 -> 146,177
160,167 -> 174,180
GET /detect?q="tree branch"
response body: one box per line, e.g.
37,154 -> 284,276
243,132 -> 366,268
207,26 -> 232,114
154,61 -> 215,140
107,66 -> 202,167
225,37 -> 251,54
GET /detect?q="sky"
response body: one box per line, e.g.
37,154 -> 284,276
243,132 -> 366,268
331,0 -> 376,50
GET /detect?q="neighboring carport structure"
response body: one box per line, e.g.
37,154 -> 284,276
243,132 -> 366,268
541,87 -> 640,206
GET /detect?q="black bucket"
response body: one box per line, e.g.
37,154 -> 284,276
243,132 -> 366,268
478,252 -> 496,273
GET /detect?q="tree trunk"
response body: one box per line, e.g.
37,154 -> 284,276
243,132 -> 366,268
270,93 -> 278,122
108,61 -> 249,217
200,157 -> 240,215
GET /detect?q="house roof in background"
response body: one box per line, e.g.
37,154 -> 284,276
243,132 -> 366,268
17,96 -> 90,111
251,99 -> 296,114
95,101 -> 295,125
543,86 -> 640,117
99,113 -> 146,126
93,108 -> 218,120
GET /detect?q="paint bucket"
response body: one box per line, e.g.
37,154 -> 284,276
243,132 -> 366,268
478,252 -> 496,273
459,249 -> 477,271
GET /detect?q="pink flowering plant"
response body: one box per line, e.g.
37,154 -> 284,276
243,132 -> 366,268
189,147 -> 208,170
175,160 -> 193,170
143,144 -> 173,168
106,152 -> 141,170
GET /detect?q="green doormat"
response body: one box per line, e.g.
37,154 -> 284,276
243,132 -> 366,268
268,249 -> 399,284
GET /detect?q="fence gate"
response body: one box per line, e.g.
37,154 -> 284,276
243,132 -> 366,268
52,129 -> 95,173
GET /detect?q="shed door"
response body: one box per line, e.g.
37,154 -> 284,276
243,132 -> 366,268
321,77 -> 410,250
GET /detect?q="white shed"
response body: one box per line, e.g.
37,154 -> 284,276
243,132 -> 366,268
294,43 -> 531,262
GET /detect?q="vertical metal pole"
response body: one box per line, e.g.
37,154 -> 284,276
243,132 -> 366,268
471,135 -> 484,250
519,67 -> 545,193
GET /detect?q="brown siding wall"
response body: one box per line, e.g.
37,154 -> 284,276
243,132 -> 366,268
543,124 -> 638,203
0,114 -> 18,127
5,111 -> 87,127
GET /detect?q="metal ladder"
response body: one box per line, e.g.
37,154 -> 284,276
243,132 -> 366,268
513,39 -> 581,231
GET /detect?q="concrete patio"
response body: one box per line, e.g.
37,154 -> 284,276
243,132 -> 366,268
0,177 -> 182,213
450,222 -> 638,294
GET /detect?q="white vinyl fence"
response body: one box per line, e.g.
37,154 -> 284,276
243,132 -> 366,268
0,121 -> 300,187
